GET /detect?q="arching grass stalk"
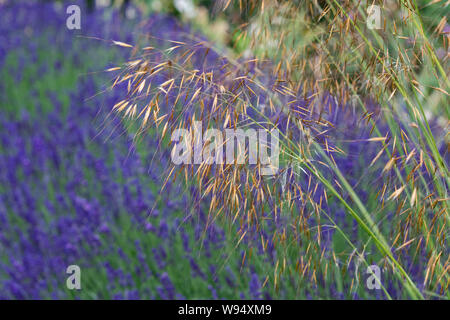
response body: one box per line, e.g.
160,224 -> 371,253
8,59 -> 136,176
322,1 -> 448,290
235,91 -> 425,299
318,207 -> 392,299
173,28 -> 430,297
308,144 -> 424,299
331,0 -> 449,195
106,2 -> 446,298
314,32 -> 449,286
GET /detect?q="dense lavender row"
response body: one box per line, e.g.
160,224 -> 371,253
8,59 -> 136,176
0,1 -> 273,299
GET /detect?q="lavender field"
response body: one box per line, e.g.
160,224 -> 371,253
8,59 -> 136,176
0,0 -> 448,300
